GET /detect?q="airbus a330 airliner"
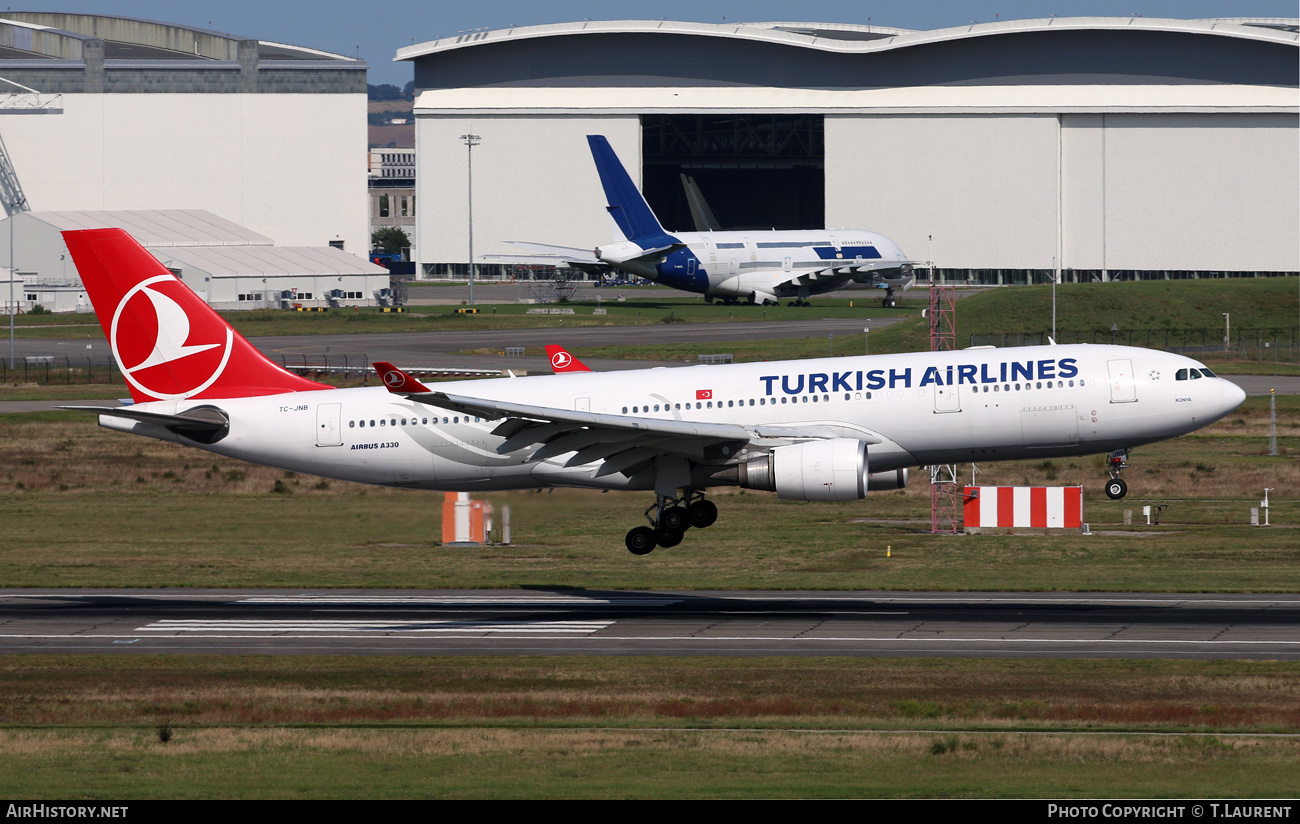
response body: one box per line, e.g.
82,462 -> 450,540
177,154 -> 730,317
63,228 -> 1244,554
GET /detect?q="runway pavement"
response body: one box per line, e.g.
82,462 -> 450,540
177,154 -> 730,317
2,589 -> 1297,660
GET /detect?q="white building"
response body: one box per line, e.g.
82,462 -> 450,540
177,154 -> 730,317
0,13 -> 368,253
1,209 -> 390,311
368,148 -> 416,254
398,18 -> 1298,284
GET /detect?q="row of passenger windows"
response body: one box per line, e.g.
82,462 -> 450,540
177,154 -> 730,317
620,379 -> 1089,414
347,379 -> 1095,430
349,416 -> 483,428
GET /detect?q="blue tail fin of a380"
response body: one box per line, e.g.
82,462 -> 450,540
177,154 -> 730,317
586,135 -> 677,247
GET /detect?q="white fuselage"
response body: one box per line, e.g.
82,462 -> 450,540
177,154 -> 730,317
601,228 -> 912,302
101,344 -> 1244,493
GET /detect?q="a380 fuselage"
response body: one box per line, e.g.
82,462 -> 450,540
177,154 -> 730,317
601,228 -> 910,300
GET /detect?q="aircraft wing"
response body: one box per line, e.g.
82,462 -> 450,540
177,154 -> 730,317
779,261 -> 917,293
376,363 -> 876,477
414,390 -> 751,477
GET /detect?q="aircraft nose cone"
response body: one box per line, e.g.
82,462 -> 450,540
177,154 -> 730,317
1222,379 -> 1247,415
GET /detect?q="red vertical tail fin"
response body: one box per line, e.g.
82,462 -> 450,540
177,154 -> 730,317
63,228 -> 331,403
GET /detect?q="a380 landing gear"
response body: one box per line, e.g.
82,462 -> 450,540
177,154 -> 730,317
1105,449 -> 1131,499
623,490 -> 718,555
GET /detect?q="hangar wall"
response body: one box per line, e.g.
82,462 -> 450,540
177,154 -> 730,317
828,112 -> 1299,276
415,115 -> 640,272
2,93 -> 368,253
1085,113 -> 1298,273
825,115 -> 1060,271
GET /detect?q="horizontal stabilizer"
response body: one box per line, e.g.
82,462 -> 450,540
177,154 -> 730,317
60,405 -> 230,442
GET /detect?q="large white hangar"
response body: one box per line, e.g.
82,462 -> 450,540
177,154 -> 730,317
0,12 -> 368,253
399,17 -> 1298,285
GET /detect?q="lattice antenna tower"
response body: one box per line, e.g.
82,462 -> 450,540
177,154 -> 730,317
928,255 -> 961,533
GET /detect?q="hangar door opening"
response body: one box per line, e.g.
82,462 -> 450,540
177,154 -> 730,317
641,115 -> 824,232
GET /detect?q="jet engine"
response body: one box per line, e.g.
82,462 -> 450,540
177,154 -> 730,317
735,438 -> 869,501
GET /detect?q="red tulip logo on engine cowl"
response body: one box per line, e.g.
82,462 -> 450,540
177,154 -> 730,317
110,275 -> 233,401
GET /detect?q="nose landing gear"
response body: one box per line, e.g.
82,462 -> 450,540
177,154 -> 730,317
1105,449 -> 1130,499
623,490 -> 718,555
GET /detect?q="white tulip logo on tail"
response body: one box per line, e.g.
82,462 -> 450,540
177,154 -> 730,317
111,275 -> 233,401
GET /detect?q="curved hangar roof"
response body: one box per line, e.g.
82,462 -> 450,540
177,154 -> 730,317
398,17 -> 1298,112
0,12 -> 365,93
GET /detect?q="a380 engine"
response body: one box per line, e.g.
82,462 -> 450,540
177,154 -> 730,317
730,438 -> 907,501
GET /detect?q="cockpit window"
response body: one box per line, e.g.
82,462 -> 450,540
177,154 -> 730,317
1189,370 -> 1202,380
1176,369 -> 1189,381
1199,367 -> 1217,378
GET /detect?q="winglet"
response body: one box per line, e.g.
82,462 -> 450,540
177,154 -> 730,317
373,361 -> 432,393
545,345 -> 592,373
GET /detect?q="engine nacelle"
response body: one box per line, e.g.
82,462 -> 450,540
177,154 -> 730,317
737,438 -> 869,501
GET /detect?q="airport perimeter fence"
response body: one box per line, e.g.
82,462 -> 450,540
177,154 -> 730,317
270,354 -> 372,379
969,327 -> 1298,362
2,354 -> 377,386
2,356 -> 122,386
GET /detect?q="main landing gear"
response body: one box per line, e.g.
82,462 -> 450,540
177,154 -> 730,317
881,286 -> 898,309
1105,448 -> 1131,499
624,490 -> 719,555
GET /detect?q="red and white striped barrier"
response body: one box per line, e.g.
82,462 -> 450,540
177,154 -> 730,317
963,486 -> 1083,530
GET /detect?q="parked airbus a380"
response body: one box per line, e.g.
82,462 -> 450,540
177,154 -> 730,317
503,136 -> 917,308
63,228 -> 1244,554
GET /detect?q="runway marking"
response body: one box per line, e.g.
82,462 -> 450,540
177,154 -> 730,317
237,596 -> 683,606
135,619 -> 613,635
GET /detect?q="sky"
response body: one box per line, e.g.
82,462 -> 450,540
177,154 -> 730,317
20,1 -> 1300,86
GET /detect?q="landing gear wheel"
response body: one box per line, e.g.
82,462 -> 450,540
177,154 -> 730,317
687,500 -> 718,529
656,529 -> 684,548
660,506 -> 689,533
882,297 -> 897,308
625,527 -> 657,555
1105,478 -> 1128,500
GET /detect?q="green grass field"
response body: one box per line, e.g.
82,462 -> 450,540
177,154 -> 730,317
0,657 -> 1296,799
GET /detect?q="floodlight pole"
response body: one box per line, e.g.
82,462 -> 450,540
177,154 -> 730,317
8,195 -> 23,370
8,207 -> 13,370
1052,255 -> 1058,342
461,133 -> 480,306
